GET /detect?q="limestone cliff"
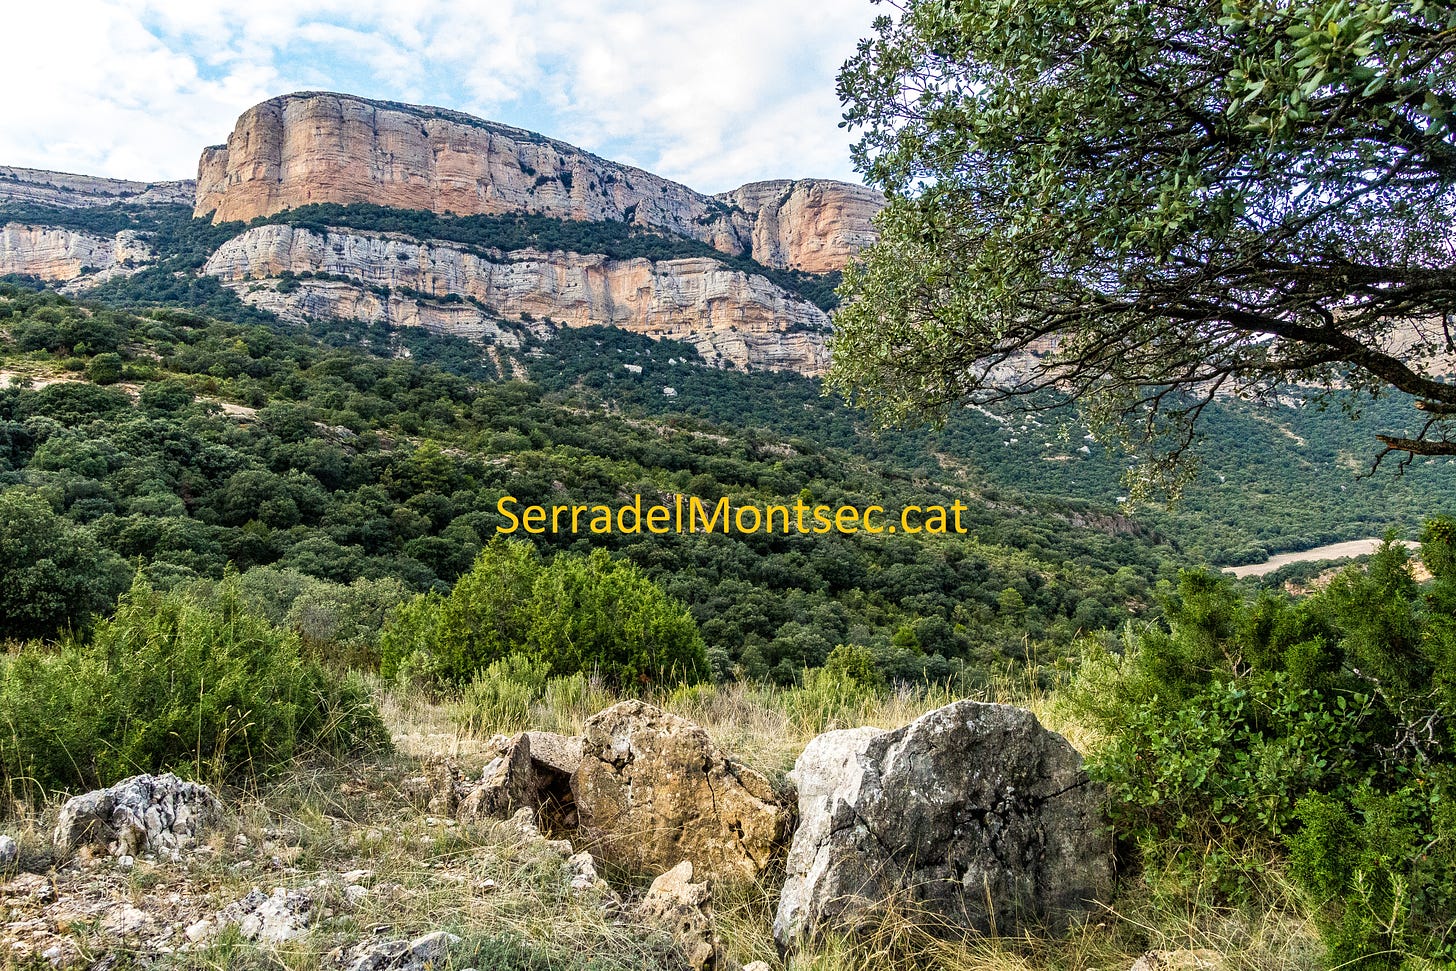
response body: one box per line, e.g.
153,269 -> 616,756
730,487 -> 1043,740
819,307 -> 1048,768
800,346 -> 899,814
0,223 -> 154,285
713,180 -> 882,274
194,92 -> 878,273
0,166 -> 193,208
203,224 -> 830,374
195,93 -> 753,253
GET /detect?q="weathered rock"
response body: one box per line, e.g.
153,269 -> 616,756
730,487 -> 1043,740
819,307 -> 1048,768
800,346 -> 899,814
572,701 -> 789,883
714,179 -> 883,274
0,834 -> 16,869
0,223 -> 154,284
53,773 -> 222,859
421,756 -> 461,817
492,806 -> 575,860
773,702 -> 1112,950
461,737 -> 535,821
637,861 -> 720,971
342,930 -> 462,971
0,166 -> 193,209
203,225 -> 830,375
511,731 -> 584,777
463,731 -> 582,830
565,851 -> 608,894
1129,950 -> 1223,971
99,902 -> 156,938
219,886 -> 313,943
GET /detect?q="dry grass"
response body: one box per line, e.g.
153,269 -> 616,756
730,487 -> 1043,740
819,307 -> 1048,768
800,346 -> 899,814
0,673 -> 1325,971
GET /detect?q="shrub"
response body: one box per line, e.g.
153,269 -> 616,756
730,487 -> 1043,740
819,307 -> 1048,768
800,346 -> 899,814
381,540 -> 707,688
0,489 -> 128,640
85,352 -> 124,385
0,577 -> 390,798
1069,533 -> 1456,968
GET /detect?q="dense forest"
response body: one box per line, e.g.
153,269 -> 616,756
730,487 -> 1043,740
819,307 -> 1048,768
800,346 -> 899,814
5,195 -> 1449,569
0,283 -> 1175,687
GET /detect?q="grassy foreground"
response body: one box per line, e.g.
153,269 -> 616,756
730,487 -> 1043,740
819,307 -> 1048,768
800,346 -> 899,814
0,664 -> 1328,971
0,672 -> 1307,971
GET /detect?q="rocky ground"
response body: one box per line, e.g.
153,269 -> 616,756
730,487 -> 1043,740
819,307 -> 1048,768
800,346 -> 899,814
1,695 -> 1292,971
1,757 -> 718,971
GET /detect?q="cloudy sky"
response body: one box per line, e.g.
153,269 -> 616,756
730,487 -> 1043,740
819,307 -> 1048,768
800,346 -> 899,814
1,1 -> 881,194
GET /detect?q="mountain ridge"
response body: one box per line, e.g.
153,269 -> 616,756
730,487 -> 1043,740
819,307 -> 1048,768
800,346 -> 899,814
193,91 -> 882,274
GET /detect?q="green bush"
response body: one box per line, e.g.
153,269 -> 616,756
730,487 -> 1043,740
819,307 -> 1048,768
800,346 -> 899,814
0,489 -> 128,640
1069,533 -> 1456,968
0,578 -> 390,798
381,540 -> 707,688
85,352 -> 124,385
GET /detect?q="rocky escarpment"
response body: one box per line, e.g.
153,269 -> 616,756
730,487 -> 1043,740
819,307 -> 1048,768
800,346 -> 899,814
0,166 -> 193,208
194,92 -> 880,272
203,224 -> 831,374
714,180 -> 882,274
0,223 -> 154,285
194,93 -> 751,254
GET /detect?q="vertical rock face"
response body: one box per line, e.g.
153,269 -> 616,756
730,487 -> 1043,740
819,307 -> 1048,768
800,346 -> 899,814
0,224 -> 154,283
193,92 -> 878,273
202,224 -> 830,374
773,702 -> 1113,950
194,92 -> 754,257
571,700 -> 790,884
714,180 -> 883,274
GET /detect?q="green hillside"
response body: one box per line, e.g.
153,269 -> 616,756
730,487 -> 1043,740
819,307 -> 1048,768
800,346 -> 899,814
0,282 -> 1177,685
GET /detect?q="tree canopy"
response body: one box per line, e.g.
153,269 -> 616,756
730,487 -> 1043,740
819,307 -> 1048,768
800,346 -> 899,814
829,0 -> 1456,491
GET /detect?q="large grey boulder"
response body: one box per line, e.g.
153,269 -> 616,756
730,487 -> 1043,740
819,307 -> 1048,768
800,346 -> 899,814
53,773 -> 222,859
773,702 -> 1112,949
572,701 -> 789,883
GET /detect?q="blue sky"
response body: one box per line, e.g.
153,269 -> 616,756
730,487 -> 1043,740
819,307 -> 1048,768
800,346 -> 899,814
2,1 -> 881,194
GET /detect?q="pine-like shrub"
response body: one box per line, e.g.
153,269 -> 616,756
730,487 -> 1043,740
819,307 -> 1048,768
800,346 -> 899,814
0,577 -> 389,798
1069,529 -> 1456,968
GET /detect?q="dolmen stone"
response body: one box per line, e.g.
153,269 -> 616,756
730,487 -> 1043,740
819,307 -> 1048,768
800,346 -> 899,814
461,730 -> 582,832
572,700 -> 789,883
773,701 -> 1112,949
53,773 -> 222,859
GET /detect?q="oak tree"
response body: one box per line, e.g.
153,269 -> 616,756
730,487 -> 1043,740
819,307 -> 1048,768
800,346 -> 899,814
830,0 -> 1456,491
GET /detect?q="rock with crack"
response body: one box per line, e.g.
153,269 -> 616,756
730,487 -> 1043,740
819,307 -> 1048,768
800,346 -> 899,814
342,930 -> 462,971
773,702 -> 1112,950
572,701 -> 789,884
637,860 -> 721,971
0,834 -> 16,869
461,731 -> 582,831
218,886 -> 314,943
53,773 -> 223,859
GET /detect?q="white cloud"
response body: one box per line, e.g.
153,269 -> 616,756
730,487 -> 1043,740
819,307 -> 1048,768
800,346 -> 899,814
0,0 -> 875,192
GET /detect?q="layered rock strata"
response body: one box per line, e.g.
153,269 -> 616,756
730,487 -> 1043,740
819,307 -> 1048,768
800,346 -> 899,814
194,92 -> 880,272
0,166 -> 194,208
714,179 -> 883,274
0,223 -> 154,284
204,224 -> 830,373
